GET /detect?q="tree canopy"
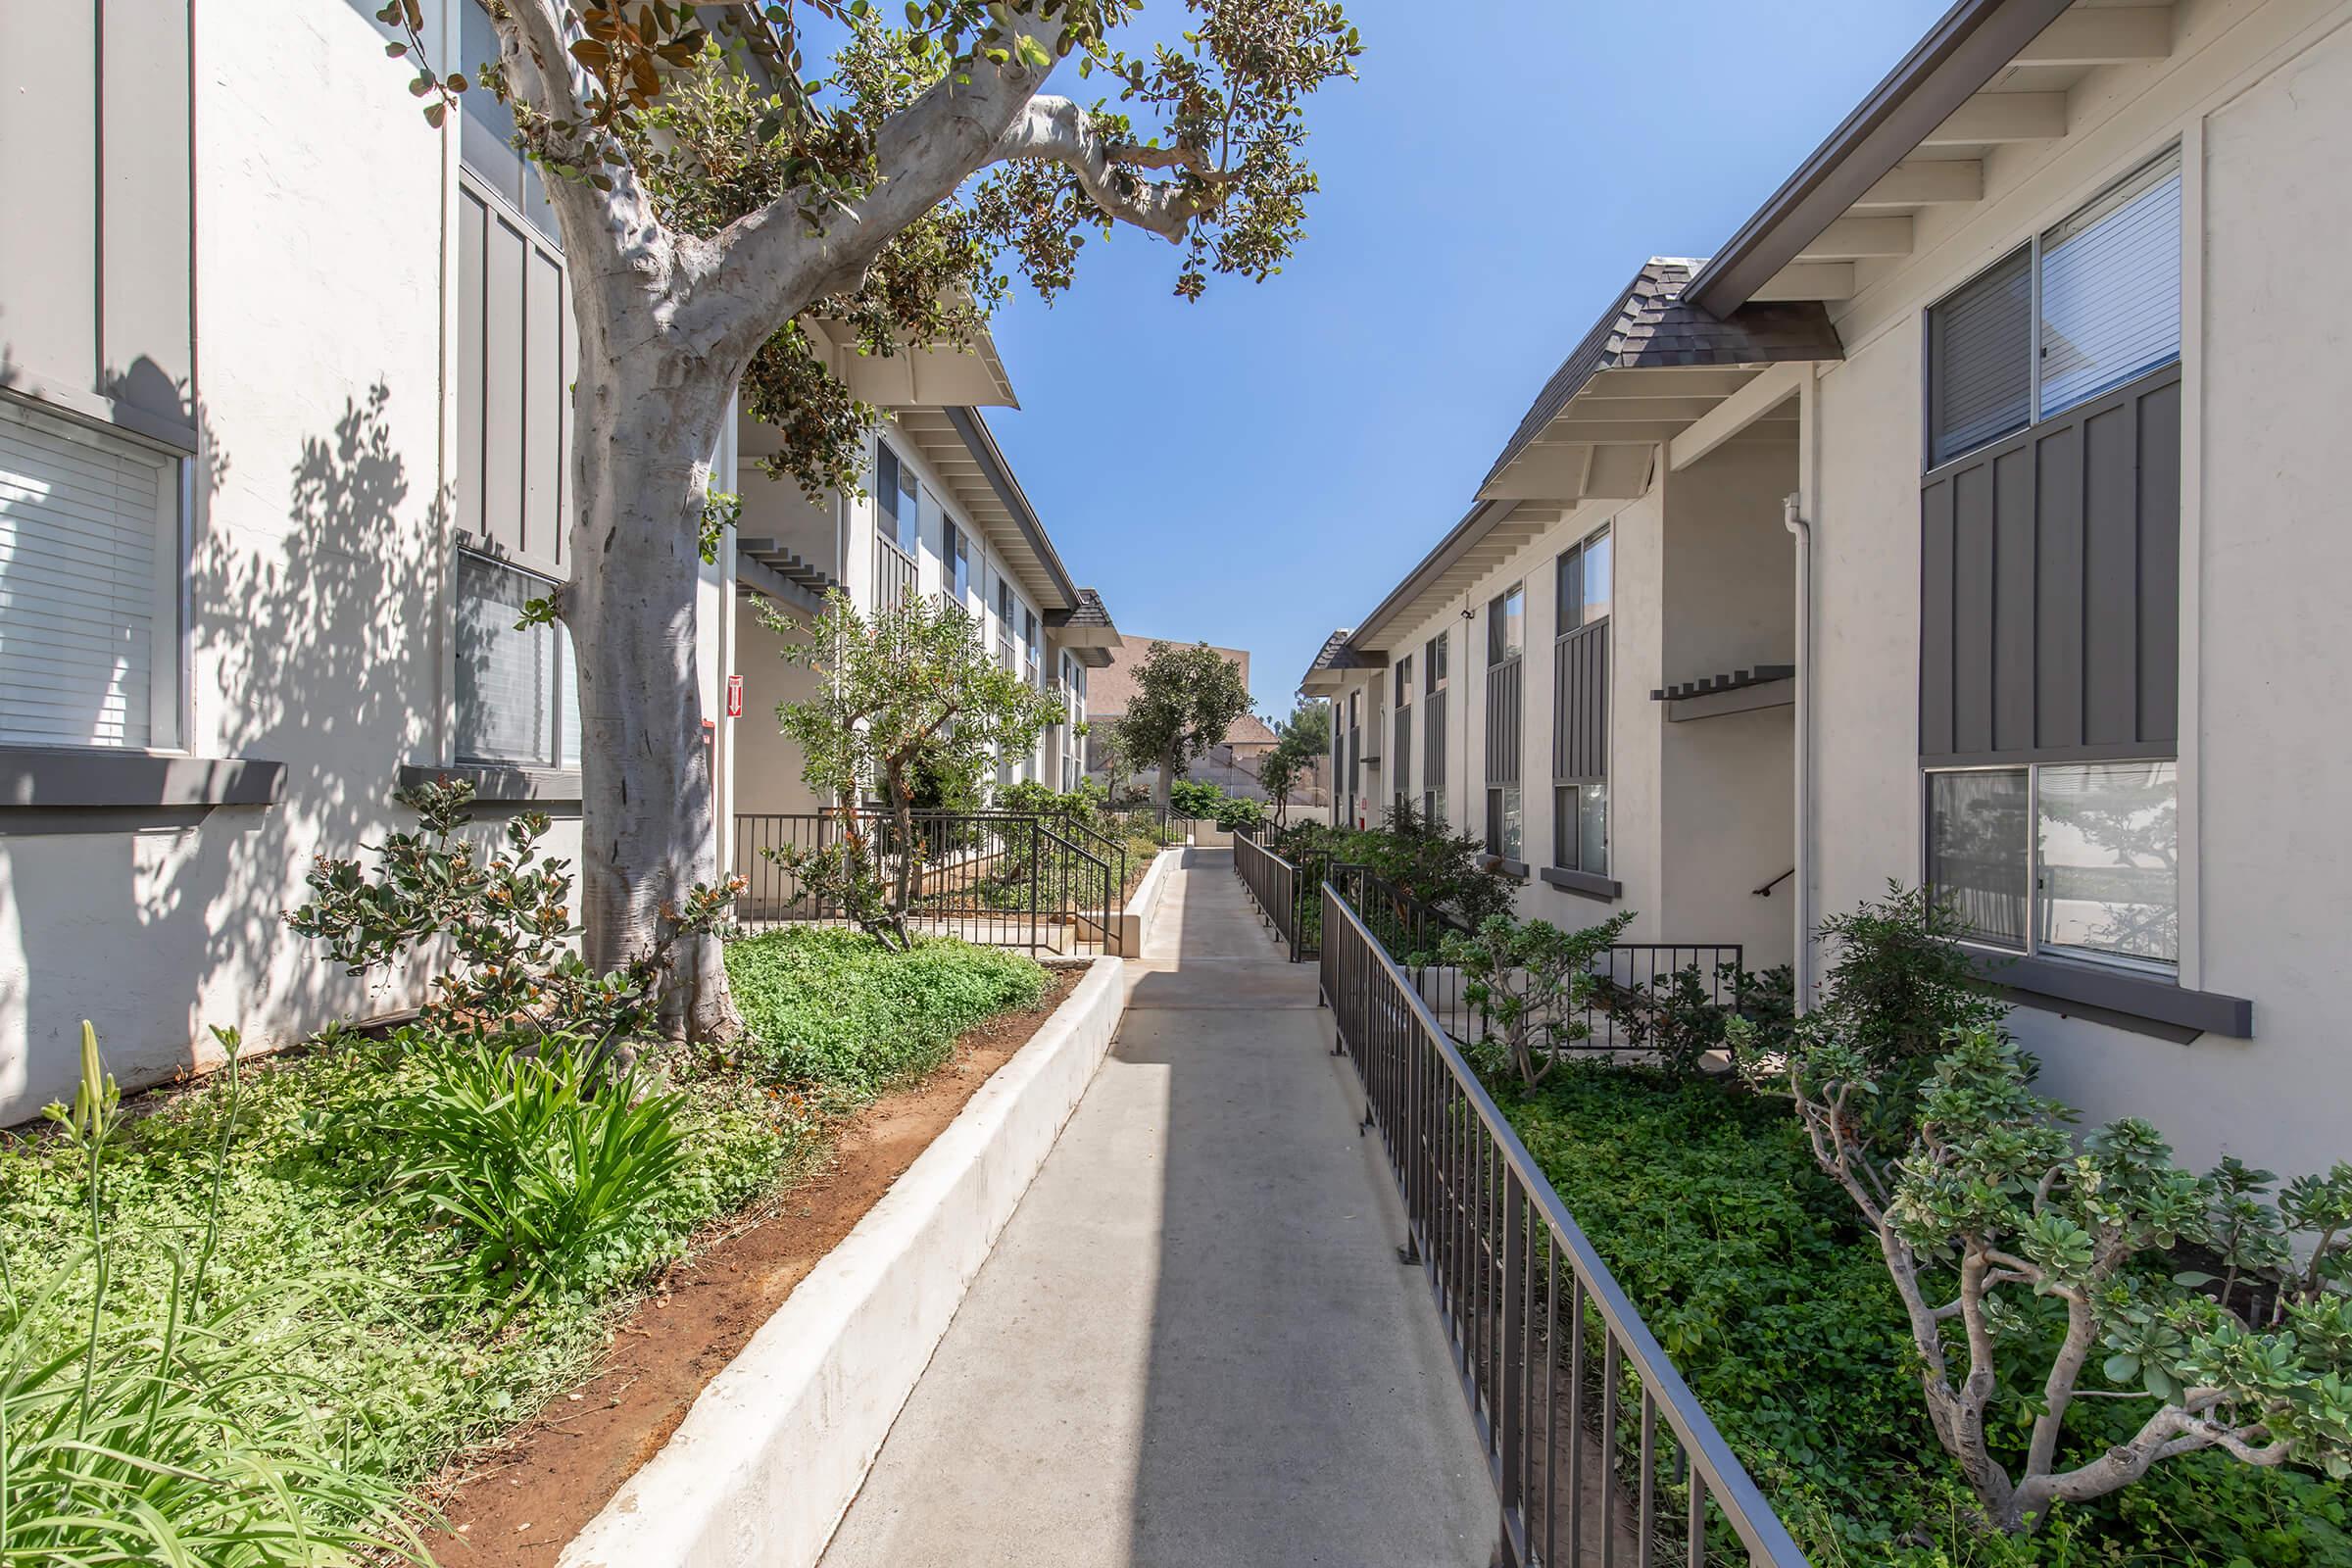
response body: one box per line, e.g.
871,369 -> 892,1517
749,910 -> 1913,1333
1112,640 -> 1251,811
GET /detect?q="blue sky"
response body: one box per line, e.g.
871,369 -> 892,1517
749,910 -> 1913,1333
977,0 -> 1952,715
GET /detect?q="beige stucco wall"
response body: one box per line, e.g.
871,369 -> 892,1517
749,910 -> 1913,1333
1804,0 -> 2352,1178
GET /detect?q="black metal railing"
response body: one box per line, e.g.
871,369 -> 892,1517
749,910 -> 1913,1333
1319,862 -> 1745,1061
873,536 -> 918,609
1232,827 -> 1306,960
1102,805 -> 1184,850
1319,883 -> 1809,1568
730,809 -> 1114,955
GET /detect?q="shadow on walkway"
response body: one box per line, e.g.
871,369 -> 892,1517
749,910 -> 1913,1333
819,850 -> 1495,1567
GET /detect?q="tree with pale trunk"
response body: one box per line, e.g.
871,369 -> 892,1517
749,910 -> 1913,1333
376,0 -> 1358,1039
772,590 -> 1061,950
1744,1022 -> 2352,1536
1110,640 -> 1250,814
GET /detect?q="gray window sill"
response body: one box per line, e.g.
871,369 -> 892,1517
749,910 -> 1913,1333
399,762 -> 582,806
1477,855 -> 1530,881
1540,865 -> 1623,903
1,747 -> 283,833
1969,951 -> 2253,1044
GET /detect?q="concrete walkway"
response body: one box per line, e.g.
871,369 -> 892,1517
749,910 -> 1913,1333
820,849 -> 1495,1567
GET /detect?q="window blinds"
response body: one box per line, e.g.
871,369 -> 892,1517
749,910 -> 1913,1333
455,551 -> 577,767
1928,247 -> 2033,468
0,398 -> 174,748
2038,149 -> 2182,417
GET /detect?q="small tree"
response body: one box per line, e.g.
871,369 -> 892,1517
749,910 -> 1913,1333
775,590 -> 1060,949
1750,1024 -> 2352,1534
1113,640 -> 1250,814
1256,745 -> 1299,823
1440,911 -> 1634,1089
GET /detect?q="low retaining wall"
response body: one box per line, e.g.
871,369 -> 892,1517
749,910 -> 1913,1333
562,956 -> 1128,1568
1115,846 -> 1182,956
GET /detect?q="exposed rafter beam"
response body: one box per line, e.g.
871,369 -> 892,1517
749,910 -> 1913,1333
1584,368 -> 1761,401
1852,159 -> 1984,208
2013,7 -> 2171,65
1794,215 -> 1914,260
1924,91 -> 2067,145
1670,362 -> 1812,472
1750,263 -> 1855,302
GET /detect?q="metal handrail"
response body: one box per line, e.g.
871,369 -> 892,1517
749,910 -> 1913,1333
1320,883 -> 1809,1567
1231,827 -> 1306,961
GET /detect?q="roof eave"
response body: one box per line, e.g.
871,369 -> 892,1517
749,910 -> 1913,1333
1687,0 -> 2076,316
941,407 -> 1080,611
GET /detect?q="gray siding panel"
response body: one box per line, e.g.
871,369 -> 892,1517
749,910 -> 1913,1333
1552,622 -> 1608,781
2136,378 -> 2180,744
1920,478 -> 1955,756
0,2 -> 193,433
1424,689 -> 1446,800
0,4 -> 99,402
1920,363 -> 2179,764
2034,422 -> 2084,750
99,0 -> 192,420
1485,657 -> 1522,785
457,175 -> 573,578
1991,447 -> 2035,756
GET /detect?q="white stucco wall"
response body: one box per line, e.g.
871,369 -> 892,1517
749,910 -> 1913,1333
0,0 -> 477,1119
1803,0 -> 2352,1178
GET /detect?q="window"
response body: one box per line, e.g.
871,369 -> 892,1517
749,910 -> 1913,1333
0,396 -> 182,749
460,0 -> 560,248
1551,525 -> 1611,877
1487,585 -> 1524,664
455,551 -> 580,768
1553,784 -> 1607,874
946,522 -> 970,604
1926,760 -> 2176,972
1423,631 -> 1447,824
1023,610 -> 1040,680
1486,786 -> 1522,862
876,443 -> 919,560
1928,147 -> 2180,467
1395,654 -> 1412,708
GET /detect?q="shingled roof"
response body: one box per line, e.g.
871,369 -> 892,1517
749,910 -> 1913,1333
1047,587 -> 1114,629
1483,258 -> 1842,488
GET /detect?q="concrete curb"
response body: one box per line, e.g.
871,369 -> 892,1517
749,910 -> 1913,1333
561,956 -> 1128,1568
1115,845 -> 1182,956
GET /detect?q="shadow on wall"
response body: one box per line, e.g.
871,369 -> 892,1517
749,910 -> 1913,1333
1,381 -> 441,1117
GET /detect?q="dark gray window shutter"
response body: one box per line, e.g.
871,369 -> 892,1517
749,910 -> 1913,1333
1929,247 -> 2032,468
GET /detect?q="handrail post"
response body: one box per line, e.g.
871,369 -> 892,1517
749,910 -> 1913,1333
1499,1165 -> 1527,1537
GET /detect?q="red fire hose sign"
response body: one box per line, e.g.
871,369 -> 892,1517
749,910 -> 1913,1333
725,674 -> 744,718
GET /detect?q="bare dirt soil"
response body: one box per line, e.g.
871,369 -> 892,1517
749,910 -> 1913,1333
414,965 -> 1084,1565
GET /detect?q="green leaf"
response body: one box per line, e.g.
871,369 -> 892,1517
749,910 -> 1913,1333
2102,1352 -> 2141,1385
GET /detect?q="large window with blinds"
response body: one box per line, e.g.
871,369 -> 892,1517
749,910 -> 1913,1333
1927,146 -> 2180,469
454,551 -> 580,767
0,397 -> 181,750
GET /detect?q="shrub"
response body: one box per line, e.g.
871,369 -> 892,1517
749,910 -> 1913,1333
3,1026 -> 423,1564
372,1036 -> 690,1312
1598,960 -> 1796,1077
724,927 -> 1049,1096
1275,802 -> 1514,934
1168,778 -> 1227,820
1752,1023 -> 2352,1537
1211,795 -> 1265,833
1441,910 -> 1633,1087
286,778 -> 739,1054
1813,881 -> 2009,1075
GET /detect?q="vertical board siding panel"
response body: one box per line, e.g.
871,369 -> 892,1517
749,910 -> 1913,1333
2136,378 -> 2181,743
482,216 -> 527,559
1952,463 -> 1995,757
1920,477 -> 1956,756
1991,446 -> 2036,754
2082,402 -> 2139,747
524,248 -> 563,564
2034,422 -> 2084,751
1552,637 -> 1570,780
1426,691 -> 1446,800
457,192 -> 488,549
0,4 -> 98,398
99,0 -> 192,419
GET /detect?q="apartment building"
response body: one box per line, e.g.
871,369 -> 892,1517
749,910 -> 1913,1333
1305,0 -> 2352,1178
0,0 -> 1114,1123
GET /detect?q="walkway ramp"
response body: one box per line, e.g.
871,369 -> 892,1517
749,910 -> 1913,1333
820,849 -> 1494,1567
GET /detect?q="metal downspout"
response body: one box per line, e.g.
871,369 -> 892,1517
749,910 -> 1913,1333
1784,490 -> 1814,1009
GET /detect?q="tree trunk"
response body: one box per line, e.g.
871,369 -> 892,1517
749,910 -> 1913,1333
564,342 -> 742,1044
1153,745 -> 1176,814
